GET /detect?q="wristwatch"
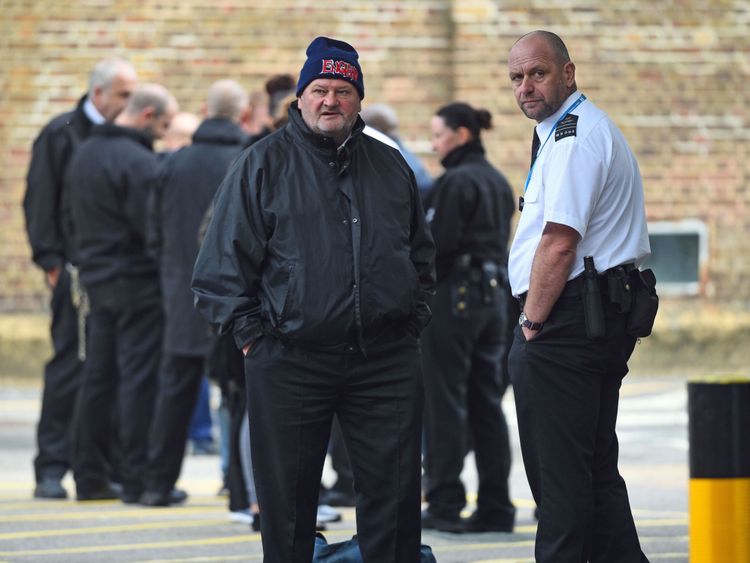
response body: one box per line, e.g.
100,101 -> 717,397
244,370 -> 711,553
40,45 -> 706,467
519,311 -> 544,331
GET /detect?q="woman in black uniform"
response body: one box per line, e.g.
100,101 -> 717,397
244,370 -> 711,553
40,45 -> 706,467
420,102 -> 517,533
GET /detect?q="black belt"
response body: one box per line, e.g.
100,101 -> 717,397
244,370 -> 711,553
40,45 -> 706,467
518,263 -> 636,307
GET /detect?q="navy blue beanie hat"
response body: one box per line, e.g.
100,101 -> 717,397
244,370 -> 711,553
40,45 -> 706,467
296,36 -> 364,99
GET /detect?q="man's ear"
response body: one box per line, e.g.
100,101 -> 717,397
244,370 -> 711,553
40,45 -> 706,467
141,106 -> 156,121
563,61 -> 576,88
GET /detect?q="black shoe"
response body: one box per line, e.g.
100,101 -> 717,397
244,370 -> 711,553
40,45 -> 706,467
420,509 -> 464,533
251,512 -> 261,532
77,483 -> 120,501
139,490 -> 171,507
462,511 -> 514,533
139,488 -> 188,507
120,489 -> 142,504
34,478 -> 67,500
170,488 -> 188,504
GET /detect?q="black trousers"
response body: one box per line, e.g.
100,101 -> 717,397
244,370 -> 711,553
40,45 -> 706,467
245,336 -> 423,563
421,277 -> 515,522
34,266 -> 84,483
73,289 -> 162,498
144,354 -> 205,493
327,415 -> 354,496
509,293 -> 649,563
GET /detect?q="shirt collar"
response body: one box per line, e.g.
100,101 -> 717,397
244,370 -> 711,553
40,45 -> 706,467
83,97 -> 106,125
535,90 -> 582,140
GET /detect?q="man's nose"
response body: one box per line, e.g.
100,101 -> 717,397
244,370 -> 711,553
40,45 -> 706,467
323,91 -> 338,106
519,76 -> 534,94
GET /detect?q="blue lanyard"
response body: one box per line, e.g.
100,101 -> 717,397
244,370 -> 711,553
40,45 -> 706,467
523,94 -> 586,194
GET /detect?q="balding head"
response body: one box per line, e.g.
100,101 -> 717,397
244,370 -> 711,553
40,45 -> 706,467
360,104 -> 399,138
162,112 -> 201,151
206,79 -> 249,122
513,31 -> 571,66
88,57 -> 138,121
116,83 -> 179,140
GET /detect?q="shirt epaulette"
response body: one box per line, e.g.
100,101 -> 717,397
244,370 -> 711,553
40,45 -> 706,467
555,114 -> 578,141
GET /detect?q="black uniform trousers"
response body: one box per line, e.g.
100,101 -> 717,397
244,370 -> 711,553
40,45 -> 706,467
73,287 -> 162,499
144,354 -> 205,494
421,276 -> 515,523
34,266 -> 83,483
327,415 -> 355,497
509,292 -> 649,563
245,335 -> 423,563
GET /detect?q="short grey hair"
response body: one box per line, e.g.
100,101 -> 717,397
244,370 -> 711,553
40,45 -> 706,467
124,83 -> 175,117
206,79 -> 248,121
360,103 -> 399,138
88,57 -> 136,93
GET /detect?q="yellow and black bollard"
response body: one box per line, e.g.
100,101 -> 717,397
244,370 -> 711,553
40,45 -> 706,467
688,376 -> 750,562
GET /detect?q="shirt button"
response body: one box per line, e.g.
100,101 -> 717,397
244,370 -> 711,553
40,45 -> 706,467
329,162 -> 335,167
346,345 -> 355,352
352,217 -> 359,223
342,219 -> 349,225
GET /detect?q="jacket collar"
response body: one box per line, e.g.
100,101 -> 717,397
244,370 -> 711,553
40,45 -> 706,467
192,118 -> 247,146
440,139 -> 486,169
90,123 -> 154,151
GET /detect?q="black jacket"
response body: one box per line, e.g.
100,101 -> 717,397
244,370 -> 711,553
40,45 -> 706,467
68,123 -> 160,299
192,103 -> 436,354
23,95 -> 95,270
149,118 -> 247,356
424,141 -> 515,281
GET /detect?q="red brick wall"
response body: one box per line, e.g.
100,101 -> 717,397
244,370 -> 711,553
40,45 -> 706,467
2,0 -> 748,310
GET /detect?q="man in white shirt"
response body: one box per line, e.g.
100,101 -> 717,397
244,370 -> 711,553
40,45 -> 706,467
506,30 -> 651,562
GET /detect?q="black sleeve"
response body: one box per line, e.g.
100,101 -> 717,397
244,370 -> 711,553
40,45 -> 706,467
406,169 -> 436,334
191,153 -> 268,350
426,170 -> 475,262
23,123 -> 68,271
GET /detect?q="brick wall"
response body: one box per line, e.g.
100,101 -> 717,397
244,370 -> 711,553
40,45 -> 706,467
1,0 -> 748,310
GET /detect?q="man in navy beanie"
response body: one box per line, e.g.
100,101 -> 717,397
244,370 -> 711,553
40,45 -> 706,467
193,36 -> 435,562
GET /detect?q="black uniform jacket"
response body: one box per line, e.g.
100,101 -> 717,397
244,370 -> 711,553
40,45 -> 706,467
149,118 -> 247,357
424,141 -> 515,282
68,123 -> 160,299
23,95 -> 94,270
192,102 -> 436,354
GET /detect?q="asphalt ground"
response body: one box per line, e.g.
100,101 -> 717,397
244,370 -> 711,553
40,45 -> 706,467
0,374 -> 690,562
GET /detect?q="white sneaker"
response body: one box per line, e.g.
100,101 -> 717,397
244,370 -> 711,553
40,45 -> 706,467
229,509 -> 254,525
316,504 -> 342,523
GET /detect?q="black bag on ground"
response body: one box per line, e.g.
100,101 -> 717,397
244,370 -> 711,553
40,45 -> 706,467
626,268 -> 658,337
313,533 -> 437,562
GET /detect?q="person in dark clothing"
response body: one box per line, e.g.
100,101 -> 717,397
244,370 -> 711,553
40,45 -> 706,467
68,84 -> 178,503
192,36 -> 435,562
360,103 -> 434,198
23,57 -> 137,500
420,102 -> 517,533
245,73 -> 296,147
139,79 -> 249,507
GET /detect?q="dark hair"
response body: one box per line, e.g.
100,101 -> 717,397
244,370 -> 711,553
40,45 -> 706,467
435,102 -> 492,141
265,74 -> 296,96
265,74 -> 296,117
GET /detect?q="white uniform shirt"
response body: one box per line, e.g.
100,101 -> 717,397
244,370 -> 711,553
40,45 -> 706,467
508,91 -> 651,296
